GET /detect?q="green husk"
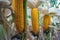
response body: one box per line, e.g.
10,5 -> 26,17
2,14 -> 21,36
23,0 -> 27,40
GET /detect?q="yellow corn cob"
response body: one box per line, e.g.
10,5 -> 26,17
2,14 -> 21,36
31,8 -> 39,34
43,15 -> 51,30
12,0 -> 24,33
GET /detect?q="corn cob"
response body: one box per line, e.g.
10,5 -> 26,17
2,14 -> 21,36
43,15 -> 51,30
12,0 -> 24,33
31,8 -> 39,34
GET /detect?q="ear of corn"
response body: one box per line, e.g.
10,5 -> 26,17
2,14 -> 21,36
43,15 -> 51,30
12,0 -> 24,33
31,8 -> 39,34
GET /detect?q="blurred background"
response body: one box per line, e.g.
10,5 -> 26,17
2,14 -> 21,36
0,0 -> 60,40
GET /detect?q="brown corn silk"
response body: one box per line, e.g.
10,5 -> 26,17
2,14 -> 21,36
43,15 -> 51,30
12,0 -> 24,33
31,8 -> 39,34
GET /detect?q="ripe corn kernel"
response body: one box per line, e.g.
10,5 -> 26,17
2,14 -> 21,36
31,8 -> 39,34
43,15 -> 51,30
12,0 -> 24,33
